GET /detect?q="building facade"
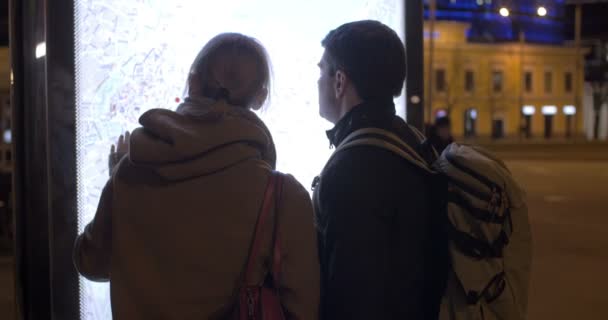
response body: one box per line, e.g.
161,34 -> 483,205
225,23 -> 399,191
424,21 -> 586,139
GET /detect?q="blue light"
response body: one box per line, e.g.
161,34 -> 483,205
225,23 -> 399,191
470,109 -> 478,119
425,0 -> 566,45
3,130 -> 11,144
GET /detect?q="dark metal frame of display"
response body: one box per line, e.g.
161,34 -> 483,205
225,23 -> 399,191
405,0 -> 425,130
10,0 -> 80,318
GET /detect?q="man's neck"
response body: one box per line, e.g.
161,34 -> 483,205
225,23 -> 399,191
334,95 -> 363,124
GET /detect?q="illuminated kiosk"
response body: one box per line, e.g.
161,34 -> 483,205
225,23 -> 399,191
11,0 -> 425,318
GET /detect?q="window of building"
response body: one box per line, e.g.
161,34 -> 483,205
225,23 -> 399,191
544,71 -> 553,94
565,72 -> 573,93
465,70 -> 474,93
492,70 -> 503,93
524,71 -> 533,93
436,69 -> 446,92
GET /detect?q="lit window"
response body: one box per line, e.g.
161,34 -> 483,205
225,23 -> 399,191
522,105 -> 535,116
542,105 -> 557,115
563,105 -> 576,115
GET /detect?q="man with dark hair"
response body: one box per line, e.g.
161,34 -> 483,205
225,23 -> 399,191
313,20 -> 447,319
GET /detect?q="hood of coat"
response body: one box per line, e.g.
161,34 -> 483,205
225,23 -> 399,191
127,97 -> 276,181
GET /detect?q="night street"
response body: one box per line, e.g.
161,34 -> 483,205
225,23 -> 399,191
509,159 -> 608,320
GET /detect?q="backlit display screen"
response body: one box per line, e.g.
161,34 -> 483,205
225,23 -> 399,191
74,1 -> 404,318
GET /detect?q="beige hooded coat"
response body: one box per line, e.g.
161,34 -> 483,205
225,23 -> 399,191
74,98 -> 320,319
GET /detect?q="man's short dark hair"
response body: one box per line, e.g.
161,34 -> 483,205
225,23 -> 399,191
322,20 -> 406,101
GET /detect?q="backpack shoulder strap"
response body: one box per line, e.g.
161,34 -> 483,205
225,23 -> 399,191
325,128 -> 435,175
407,124 -> 427,143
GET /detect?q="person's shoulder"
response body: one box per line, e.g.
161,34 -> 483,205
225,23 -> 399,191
277,172 -> 312,205
279,173 -> 308,196
276,172 -> 314,223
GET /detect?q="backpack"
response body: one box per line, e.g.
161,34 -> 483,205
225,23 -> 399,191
329,127 -> 532,320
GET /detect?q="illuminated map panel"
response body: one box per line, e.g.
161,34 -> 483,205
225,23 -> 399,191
74,1 -> 404,318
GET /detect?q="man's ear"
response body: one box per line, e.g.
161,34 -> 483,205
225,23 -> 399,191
250,87 -> 268,111
334,70 -> 347,99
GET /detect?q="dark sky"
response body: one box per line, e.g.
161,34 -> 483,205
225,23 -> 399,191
0,2 -> 606,45
565,3 -> 608,40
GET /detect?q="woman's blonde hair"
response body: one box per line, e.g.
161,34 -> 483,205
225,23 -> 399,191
187,33 -> 272,109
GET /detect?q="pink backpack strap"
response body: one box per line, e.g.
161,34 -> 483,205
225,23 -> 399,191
244,171 -> 283,286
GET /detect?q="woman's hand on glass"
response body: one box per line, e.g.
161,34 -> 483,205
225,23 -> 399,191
108,131 -> 130,175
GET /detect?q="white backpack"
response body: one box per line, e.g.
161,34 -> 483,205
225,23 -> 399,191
330,127 -> 532,320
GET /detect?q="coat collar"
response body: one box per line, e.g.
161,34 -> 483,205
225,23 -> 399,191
326,99 -> 396,147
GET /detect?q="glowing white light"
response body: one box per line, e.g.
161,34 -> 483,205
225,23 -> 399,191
410,95 -> 421,104
35,42 -> 46,59
10,70 -> 13,85
3,130 -> 11,144
563,105 -> 576,115
542,105 -> 557,115
476,0 -> 483,5
537,6 -> 547,17
470,109 -> 478,119
522,105 -> 535,116
499,7 -> 510,17
436,110 -> 448,118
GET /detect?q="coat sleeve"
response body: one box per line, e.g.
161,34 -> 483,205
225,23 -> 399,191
73,179 -> 114,282
277,174 -> 320,320
317,148 -> 430,320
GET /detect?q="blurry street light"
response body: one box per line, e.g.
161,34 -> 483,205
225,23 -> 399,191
537,6 -> 547,17
499,7 -> 510,17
